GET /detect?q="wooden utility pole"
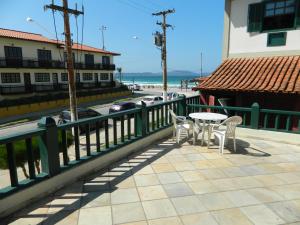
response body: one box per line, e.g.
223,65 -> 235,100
153,9 -> 175,102
45,0 -> 83,122
100,25 -> 107,50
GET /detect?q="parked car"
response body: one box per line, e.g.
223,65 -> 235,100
58,108 -> 103,133
136,96 -> 163,106
161,92 -> 180,100
126,84 -> 141,91
109,102 -> 136,116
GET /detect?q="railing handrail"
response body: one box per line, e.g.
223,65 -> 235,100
188,104 -> 252,112
261,108 -> 300,116
0,127 -> 45,144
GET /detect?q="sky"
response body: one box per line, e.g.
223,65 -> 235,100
0,0 -> 225,73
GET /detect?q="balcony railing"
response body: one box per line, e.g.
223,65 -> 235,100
1,94 -> 300,217
0,58 -> 116,70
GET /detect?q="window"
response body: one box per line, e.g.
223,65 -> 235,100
38,49 -> 52,61
267,32 -> 287,46
34,73 -> 50,82
102,56 -> 110,64
85,54 -> 94,65
61,73 -> 68,82
82,73 -> 93,81
4,46 -> 22,59
1,73 -> 21,83
100,73 -> 109,80
248,0 -> 300,32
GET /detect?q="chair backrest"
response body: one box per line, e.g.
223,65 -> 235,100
222,116 -> 242,138
169,109 -> 178,129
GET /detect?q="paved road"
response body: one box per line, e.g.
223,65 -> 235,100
0,89 -> 196,137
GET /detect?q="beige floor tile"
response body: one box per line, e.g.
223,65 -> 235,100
198,192 -> 235,211
163,183 -> 194,197
172,162 -> 196,171
133,165 -> 155,175
232,176 -> 264,189
179,171 -> 206,182
223,190 -> 260,207
152,163 -> 176,173
112,202 -> 146,224
119,221 -> 148,225
43,210 -> 79,225
192,160 -> 215,169
157,172 -> 183,184
188,180 -> 219,194
241,204 -> 285,225
148,216 -> 183,225
80,192 -> 110,208
209,159 -> 234,168
258,163 -> 285,174
222,167 -> 248,177
134,174 -> 160,187
274,172 -> 300,184
138,185 -> 167,201
211,208 -> 253,225
199,168 -> 228,179
268,200 -> 300,223
184,153 -> 206,161
210,178 -> 239,191
252,174 -> 285,186
111,188 -> 140,204
201,152 -> 223,160
171,195 -> 207,215
78,206 -> 112,225
277,162 -> 300,172
142,199 -> 177,220
180,212 -> 218,225
246,187 -> 284,203
48,195 -> 82,213
111,176 -> 136,189
270,184 -> 300,200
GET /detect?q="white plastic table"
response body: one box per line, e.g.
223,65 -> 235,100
189,112 -> 228,146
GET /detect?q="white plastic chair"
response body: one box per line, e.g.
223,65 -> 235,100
169,109 -> 193,143
209,116 -> 242,154
192,119 -> 209,145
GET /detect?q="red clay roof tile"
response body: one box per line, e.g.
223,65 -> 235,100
0,28 -> 120,56
196,56 -> 300,94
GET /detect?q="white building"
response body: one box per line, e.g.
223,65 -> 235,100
0,28 -> 120,97
195,0 -> 300,114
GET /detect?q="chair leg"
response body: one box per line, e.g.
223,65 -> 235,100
220,136 -> 225,154
177,129 -> 181,144
208,127 -> 212,149
233,137 -> 237,152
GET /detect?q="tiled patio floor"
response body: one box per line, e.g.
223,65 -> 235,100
4,132 -> 300,225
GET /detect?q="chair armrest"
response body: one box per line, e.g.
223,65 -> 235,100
176,116 -> 187,122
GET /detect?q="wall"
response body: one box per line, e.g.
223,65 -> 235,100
228,0 -> 300,58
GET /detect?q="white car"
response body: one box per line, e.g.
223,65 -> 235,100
136,96 -> 163,106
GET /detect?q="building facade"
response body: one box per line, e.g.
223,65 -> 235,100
195,0 -> 300,110
0,28 -> 120,99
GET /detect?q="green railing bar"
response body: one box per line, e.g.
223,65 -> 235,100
261,108 -> 300,116
95,122 -> 101,152
85,125 -> 91,156
165,104 -> 168,126
127,116 -> 131,140
25,138 -> 36,179
74,127 -> 80,161
286,116 -> 291,131
121,116 -> 125,143
156,107 -> 160,129
151,108 -> 155,131
188,104 -> 251,112
264,113 -> 269,128
146,111 -> 150,133
61,130 -> 68,165
105,120 -> 109,149
7,143 -> 18,187
275,115 -> 280,130
134,113 -> 138,137
161,105 -> 164,127
242,113 -> 246,126
113,119 -> 117,146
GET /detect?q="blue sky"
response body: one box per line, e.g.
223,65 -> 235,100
1,0 -> 225,73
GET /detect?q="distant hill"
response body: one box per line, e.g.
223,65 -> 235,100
123,70 -> 210,77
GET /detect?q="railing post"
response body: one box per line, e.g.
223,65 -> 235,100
136,102 -> 147,136
250,102 -> 260,129
178,95 -> 187,116
38,117 -> 60,176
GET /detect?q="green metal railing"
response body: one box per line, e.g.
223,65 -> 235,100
187,103 -> 300,133
0,95 -> 198,198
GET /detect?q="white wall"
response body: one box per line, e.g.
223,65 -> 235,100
229,0 -> 300,56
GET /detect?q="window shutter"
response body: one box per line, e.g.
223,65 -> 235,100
295,0 -> 300,27
248,3 -> 263,32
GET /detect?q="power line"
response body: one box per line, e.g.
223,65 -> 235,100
116,0 -> 152,15
126,0 -> 155,12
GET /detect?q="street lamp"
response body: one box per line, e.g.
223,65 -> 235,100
26,17 -> 54,37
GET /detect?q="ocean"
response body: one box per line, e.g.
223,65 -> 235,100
118,74 -> 200,88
